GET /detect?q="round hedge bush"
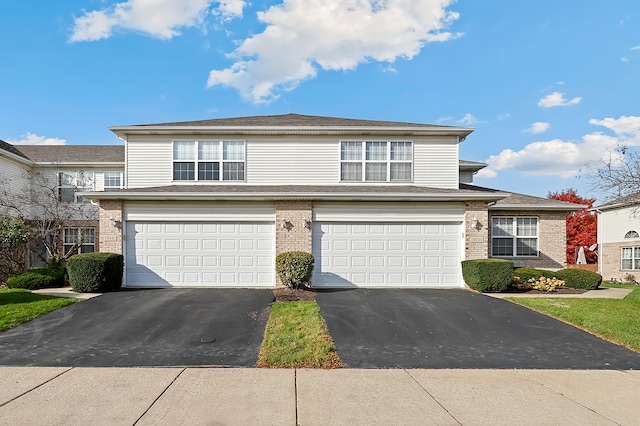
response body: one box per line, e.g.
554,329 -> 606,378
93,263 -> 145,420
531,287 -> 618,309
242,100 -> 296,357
275,251 -> 314,289
67,253 -> 123,293
556,268 -> 602,290
461,259 -> 513,293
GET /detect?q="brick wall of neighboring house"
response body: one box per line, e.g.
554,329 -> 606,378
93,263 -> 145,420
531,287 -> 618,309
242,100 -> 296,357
600,241 -> 640,282
275,200 -> 313,287
98,200 -> 123,254
464,201 -> 489,260
489,210 -> 566,270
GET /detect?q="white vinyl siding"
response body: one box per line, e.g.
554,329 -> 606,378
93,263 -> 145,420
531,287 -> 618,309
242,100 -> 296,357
599,207 -> 640,244
312,201 -> 464,222
125,135 -> 462,188
0,157 -> 30,211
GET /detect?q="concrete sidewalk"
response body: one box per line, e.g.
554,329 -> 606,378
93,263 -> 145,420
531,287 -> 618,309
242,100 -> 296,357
1,367 -> 638,425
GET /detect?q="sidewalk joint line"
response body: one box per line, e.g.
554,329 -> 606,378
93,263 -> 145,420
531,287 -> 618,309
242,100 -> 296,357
294,369 -> 299,426
133,367 -> 186,425
0,366 -> 74,409
404,369 -> 462,425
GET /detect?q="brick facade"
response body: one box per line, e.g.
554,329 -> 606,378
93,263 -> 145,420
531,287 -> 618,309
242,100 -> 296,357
489,210 -> 566,270
274,200 -> 313,287
600,242 -> 640,282
98,200 -> 123,254
464,201 -> 489,260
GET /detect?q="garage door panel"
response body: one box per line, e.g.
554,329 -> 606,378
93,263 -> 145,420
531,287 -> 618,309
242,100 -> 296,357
313,222 -> 461,287
125,221 -> 274,287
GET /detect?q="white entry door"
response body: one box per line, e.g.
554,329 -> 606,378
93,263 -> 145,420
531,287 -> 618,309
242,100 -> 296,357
312,222 -> 461,287
125,222 -> 274,287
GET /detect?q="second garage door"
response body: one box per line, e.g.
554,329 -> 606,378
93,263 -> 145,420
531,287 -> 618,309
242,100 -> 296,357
312,222 -> 462,287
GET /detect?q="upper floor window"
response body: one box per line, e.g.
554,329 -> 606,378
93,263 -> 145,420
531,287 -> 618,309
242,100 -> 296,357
340,141 -> 412,182
104,171 -> 124,189
173,141 -> 245,181
63,228 -> 95,255
622,247 -> 640,270
58,171 -> 95,203
491,216 -> 538,257
625,230 -> 639,239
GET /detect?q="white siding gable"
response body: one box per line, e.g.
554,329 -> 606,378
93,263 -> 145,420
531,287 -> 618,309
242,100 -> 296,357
600,206 -> 640,244
125,134 -> 460,189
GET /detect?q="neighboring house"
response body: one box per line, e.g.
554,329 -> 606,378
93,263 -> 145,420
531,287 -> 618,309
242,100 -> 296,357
68,113 -> 584,288
0,141 -> 124,265
594,194 -> 640,282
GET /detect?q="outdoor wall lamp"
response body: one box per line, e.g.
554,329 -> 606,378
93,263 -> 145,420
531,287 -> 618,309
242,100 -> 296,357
109,216 -> 117,228
302,217 -> 310,229
471,216 -> 478,229
281,217 -> 287,228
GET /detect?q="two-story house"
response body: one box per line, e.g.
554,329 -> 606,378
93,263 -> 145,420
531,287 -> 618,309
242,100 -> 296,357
0,141 -> 124,267
594,194 -> 640,282
74,113 -> 583,288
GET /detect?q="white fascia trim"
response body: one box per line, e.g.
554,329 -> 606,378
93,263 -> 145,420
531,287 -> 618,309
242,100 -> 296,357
0,150 -> 33,166
81,191 -> 509,202
109,125 -> 474,138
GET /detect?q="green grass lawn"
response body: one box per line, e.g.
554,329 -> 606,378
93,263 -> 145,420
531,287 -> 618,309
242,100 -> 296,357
257,301 -> 340,368
507,284 -> 640,352
0,288 -> 78,333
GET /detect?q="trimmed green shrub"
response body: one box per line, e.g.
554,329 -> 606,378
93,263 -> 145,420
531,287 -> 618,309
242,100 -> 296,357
276,251 -> 314,289
461,259 -> 513,293
555,268 -> 602,290
67,253 -> 123,293
5,265 -> 66,290
6,271 -> 58,290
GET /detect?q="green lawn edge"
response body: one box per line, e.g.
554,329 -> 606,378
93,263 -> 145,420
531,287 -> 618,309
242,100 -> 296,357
0,288 -> 78,333
257,301 -> 341,368
505,285 -> 640,352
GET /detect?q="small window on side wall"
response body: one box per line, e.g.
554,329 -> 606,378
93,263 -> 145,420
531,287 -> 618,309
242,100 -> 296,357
624,230 -> 639,239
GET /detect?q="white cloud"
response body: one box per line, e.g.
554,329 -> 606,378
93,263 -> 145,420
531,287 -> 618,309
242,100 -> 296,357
8,133 -> 67,145
523,121 -> 550,134
622,57 -> 629,62
631,45 -> 640,50
538,91 -> 582,108
207,0 -> 461,103
457,113 -> 478,126
479,115 -> 640,179
69,0 -> 227,42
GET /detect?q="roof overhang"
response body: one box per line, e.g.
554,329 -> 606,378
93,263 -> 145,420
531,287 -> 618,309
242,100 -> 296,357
489,203 -> 587,211
109,125 -> 474,139
81,186 -> 509,203
0,149 -> 33,167
33,162 -> 124,168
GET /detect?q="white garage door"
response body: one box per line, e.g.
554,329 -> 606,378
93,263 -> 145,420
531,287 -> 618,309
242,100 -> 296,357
312,222 -> 461,287
125,222 -> 274,287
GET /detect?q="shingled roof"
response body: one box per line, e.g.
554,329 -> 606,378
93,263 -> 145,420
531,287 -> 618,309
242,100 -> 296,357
0,139 -> 29,159
594,192 -> 640,210
129,113 -> 465,129
7,145 -> 124,163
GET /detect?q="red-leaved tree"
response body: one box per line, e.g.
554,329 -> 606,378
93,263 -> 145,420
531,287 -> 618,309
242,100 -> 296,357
548,189 -> 597,264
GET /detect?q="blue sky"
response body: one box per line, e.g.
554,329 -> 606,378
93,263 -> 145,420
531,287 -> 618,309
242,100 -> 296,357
2,0 -> 639,201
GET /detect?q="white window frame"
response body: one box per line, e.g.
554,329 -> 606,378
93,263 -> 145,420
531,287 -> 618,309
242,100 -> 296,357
621,246 -> 640,270
57,171 -> 95,203
103,171 -> 124,189
172,140 -> 246,182
63,228 -> 96,255
339,140 -> 413,182
491,216 -> 539,257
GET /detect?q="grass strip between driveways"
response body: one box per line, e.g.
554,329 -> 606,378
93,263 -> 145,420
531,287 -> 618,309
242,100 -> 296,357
0,288 -> 78,333
257,301 -> 341,368
506,285 -> 640,352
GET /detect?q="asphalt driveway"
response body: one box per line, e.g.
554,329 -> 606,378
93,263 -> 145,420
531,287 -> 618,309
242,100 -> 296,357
0,289 -> 274,367
315,288 -> 640,369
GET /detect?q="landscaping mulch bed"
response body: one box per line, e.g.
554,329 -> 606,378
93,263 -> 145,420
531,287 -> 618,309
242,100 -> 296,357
273,287 -> 317,302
